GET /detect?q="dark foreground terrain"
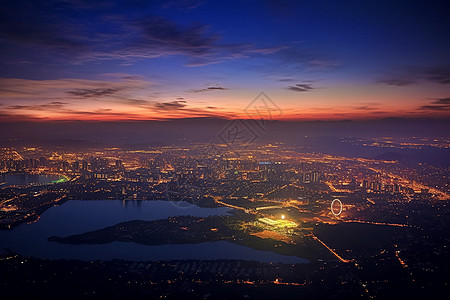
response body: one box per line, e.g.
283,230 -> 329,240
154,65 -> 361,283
1,252 -> 448,300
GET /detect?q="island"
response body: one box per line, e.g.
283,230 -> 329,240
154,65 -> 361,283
48,214 -> 329,260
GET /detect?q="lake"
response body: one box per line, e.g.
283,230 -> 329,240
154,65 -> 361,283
0,200 -> 308,263
0,173 -> 64,187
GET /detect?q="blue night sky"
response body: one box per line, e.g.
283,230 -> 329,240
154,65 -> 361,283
0,0 -> 449,121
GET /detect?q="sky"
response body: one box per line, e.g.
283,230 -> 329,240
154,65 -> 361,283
0,0 -> 449,122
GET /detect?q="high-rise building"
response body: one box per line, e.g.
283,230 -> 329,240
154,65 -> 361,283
312,172 -> 320,182
362,180 -> 369,189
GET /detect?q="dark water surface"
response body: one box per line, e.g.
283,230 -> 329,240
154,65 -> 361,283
0,173 -> 63,187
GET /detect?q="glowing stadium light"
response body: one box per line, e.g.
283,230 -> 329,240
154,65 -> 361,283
281,214 -> 285,220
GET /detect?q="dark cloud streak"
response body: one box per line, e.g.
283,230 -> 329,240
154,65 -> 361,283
190,86 -> 228,93
377,78 -> 416,86
0,1 -> 284,67
67,88 -> 124,98
7,101 -> 69,111
287,83 -> 314,92
378,66 -> 450,86
355,106 -> 379,111
154,100 -> 187,111
0,1 -> 88,52
418,97 -> 450,111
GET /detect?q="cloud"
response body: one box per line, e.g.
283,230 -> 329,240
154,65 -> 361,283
0,1 -> 89,55
0,1 -> 285,67
3,101 -> 142,119
0,112 -> 45,121
368,111 -> 389,114
0,102 -> 148,121
418,97 -> 450,111
378,66 -> 450,86
287,84 -> 314,92
134,16 -> 219,58
433,98 -> 450,104
4,100 -> 136,118
418,105 -> 448,111
117,99 -> 154,108
154,100 -> 187,110
0,77 -> 148,101
377,78 -> 416,86
190,86 -> 229,93
119,16 -> 283,66
355,106 -> 378,111
275,47 -> 339,71
67,88 -> 125,98
0,77 -> 238,121
0,76 -> 162,120
7,101 -> 69,111
426,68 -> 450,85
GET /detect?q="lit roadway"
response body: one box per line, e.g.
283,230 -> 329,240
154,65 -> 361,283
325,181 -> 351,193
209,195 -> 250,212
309,231 -> 352,263
260,184 -> 289,198
343,219 -> 419,228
